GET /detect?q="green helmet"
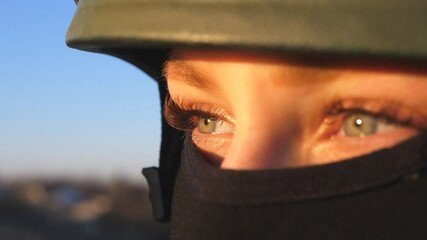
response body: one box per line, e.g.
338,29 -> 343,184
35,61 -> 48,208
67,0 -> 427,77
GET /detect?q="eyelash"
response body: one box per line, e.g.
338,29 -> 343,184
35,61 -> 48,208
163,95 -> 232,131
163,95 -> 426,133
324,100 -> 425,129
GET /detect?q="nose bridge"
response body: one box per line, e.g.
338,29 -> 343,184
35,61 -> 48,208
221,94 -> 303,170
221,131 -> 298,170
217,61 -> 304,170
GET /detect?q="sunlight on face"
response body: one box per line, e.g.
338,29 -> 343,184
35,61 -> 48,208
163,49 -> 427,170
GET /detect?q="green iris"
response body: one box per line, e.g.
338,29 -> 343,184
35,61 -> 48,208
343,113 -> 378,137
198,117 -> 217,133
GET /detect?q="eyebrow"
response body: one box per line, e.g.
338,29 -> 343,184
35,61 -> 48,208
163,59 -> 217,91
163,57 -> 342,91
163,50 -> 427,90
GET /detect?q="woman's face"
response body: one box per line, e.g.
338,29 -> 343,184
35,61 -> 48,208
163,49 -> 427,170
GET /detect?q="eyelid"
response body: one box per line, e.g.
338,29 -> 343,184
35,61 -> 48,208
317,99 -> 427,141
163,95 -> 234,131
324,99 -> 427,130
165,95 -> 427,136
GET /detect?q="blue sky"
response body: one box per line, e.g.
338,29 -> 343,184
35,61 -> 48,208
0,1 -> 161,183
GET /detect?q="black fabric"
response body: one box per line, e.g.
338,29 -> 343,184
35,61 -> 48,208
107,49 -> 181,221
171,132 -> 427,240
156,79 -> 185,221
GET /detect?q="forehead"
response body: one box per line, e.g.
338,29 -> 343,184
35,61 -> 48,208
165,49 -> 427,74
163,49 -> 427,87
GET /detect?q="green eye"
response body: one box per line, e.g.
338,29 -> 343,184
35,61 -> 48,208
197,117 -> 234,134
343,113 -> 378,137
198,118 -> 217,133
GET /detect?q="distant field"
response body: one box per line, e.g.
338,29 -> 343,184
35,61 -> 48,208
0,180 -> 169,240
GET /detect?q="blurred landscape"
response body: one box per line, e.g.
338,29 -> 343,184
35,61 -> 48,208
0,179 -> 169,240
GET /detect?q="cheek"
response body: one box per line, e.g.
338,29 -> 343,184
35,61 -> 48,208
310,127 -> 418,164
191,129 -> 232,167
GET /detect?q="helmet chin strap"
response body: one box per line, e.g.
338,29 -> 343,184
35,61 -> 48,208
143,78 -> 184,222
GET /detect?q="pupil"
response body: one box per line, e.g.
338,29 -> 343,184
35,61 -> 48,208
204,118 -> 210,126
354,118 -> 363,128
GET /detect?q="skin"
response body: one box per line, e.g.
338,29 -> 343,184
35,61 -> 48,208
164,49 -> 427,170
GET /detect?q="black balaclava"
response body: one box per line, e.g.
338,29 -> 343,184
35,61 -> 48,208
170,131 -> 427,240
